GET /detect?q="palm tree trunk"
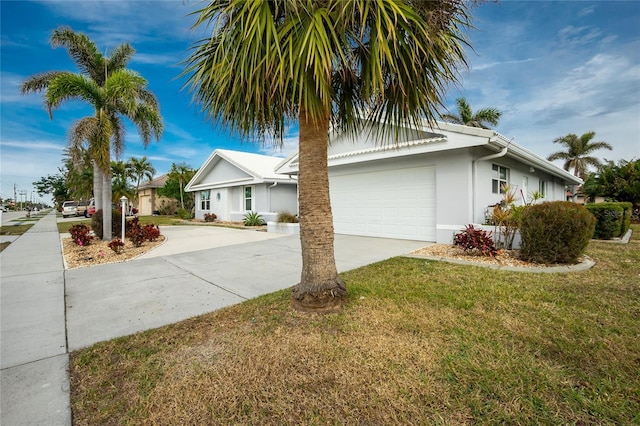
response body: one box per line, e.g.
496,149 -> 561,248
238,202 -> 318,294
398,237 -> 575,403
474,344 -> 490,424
291,109 -> 346,313
93,162 -> 103,212
102,169 -> 113,241
179,179 -> 185,210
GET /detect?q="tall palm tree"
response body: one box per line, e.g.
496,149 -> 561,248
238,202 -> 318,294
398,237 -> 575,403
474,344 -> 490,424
128,156 -> 156,208
547,131 -> 613,180
441,97 -> 502,129
21,26 -> 162,240
184,0 -> 473,312
167,163 -> 194,211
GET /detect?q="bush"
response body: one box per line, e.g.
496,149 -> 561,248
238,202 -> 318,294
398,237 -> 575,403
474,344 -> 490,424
520,201 -> 595,264
453,224 -> 499,257
91,209 -> 123,240
125,217 -> 145,247
142,224 -> 161,241
243,211 -> 264,226
276,211 -> 298,223
176,208 -> 192,220
619,202 -> 633,235
107,238 -> 125,254
69,224 -> 93,246
204,213 -> 217,222
585,202 -> 629,239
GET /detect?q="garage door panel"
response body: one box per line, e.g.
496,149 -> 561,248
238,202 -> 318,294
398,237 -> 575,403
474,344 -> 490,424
330,165 -> 436,241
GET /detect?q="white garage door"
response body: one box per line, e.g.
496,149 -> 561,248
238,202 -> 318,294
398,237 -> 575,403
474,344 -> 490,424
329,165 -> 436,241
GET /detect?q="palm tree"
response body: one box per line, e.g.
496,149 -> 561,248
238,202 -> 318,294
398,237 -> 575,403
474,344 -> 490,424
111,160 -> 135,202
21,26 -> 162,240
441,97 -> 502,129
167,163 -> 194,211
184,0 -> 473,312
128,156 -> 156,208
547,131 -> 613,180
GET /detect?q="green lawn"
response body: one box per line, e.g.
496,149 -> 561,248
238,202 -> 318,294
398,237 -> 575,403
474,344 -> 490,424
70,225 -> 640,425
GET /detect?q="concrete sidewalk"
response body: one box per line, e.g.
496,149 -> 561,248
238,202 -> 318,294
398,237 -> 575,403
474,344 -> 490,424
1,211 -> 71,425
1,213 -> 428,425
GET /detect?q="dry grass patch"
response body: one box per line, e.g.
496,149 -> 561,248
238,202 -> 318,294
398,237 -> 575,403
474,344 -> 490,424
70,226 -> 640,425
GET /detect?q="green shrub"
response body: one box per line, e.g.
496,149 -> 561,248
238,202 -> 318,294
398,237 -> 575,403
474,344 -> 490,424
519,201 -> 595,264
619,202 -> 633,235
585,203 -> 625,239
176,208 -> 192,220
276,211 -> 298,223
91,209 -> 123,240
243,211 -> 264,226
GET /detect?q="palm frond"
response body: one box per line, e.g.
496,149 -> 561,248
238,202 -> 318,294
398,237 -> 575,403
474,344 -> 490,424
21,71 -> 65,94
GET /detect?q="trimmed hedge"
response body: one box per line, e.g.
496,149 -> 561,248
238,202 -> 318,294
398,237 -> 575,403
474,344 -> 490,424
585,202 -> 632,239
91,209 -> 123,240
519,201 -> 595,264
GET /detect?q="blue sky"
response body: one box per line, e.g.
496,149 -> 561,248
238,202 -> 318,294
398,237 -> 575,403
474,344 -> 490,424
1,0 -> 639,204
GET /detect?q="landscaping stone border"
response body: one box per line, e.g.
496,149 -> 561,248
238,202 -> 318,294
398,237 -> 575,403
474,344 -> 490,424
404,254 -> 596,273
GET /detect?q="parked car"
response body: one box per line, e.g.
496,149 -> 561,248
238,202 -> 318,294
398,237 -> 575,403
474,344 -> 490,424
85,199 -> 96,218
76,200 -> 89,217
62,201 -> 78,218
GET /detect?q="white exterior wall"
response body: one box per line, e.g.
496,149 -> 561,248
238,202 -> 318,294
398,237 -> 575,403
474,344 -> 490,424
474,153 -> 569,225
227,183 -> 297,222
269,184 -> 298,215
433,149 -> 475,244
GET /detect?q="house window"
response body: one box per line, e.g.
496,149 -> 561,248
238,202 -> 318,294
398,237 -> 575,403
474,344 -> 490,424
243,186 -> 254,211
492,164 -> 509,194
539,179 -> 547,198
200,190 -> 211,210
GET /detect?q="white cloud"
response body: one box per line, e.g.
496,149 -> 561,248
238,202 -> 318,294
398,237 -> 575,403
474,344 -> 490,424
473,57 -> 540,72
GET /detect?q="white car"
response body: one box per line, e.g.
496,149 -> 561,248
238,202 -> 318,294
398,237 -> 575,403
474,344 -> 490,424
62,201 -> 78,218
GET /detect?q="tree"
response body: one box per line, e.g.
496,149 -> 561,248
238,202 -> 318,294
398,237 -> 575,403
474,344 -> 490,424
111,160 -> 135,203
583,159 -> 640,207
184,0 -> 473,312
546,131 -> 613,181
159,163 -> 195,212
21,26 -> 163,240
33,171 -> 70,210
129,156 -> 156,207
441,97 -> 502,129
63,146 -> 94,201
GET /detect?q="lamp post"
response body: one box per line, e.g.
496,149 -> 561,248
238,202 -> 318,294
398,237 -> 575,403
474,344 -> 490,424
120,196 -> 128,240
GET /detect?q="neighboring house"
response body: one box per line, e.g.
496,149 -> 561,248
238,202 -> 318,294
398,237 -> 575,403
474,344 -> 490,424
136,174 -> 178,216
275,120 -> 582,244
185,149 -> 298,222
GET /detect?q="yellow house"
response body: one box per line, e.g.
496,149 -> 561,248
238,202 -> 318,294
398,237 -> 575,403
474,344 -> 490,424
136,174 -> 178,216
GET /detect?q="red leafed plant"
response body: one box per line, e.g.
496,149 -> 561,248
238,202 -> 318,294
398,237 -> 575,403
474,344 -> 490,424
453,224 -> 500,257
142,224 -> 161,241
69,224 -> 93,246
107,238 -> 125,254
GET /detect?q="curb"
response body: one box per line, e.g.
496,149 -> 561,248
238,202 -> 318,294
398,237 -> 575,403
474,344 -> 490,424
594,229 -> 633,244
404,254 -> 596,274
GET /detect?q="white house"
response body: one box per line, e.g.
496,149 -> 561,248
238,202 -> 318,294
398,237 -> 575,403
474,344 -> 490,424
275,120 -> 582,244
185,149 -> 298,222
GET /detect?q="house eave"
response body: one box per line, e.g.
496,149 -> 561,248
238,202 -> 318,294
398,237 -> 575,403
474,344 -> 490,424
186,176 -> 296,192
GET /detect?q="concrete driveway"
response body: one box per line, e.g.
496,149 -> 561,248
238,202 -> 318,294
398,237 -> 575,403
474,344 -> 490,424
65,226 -> 428,350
